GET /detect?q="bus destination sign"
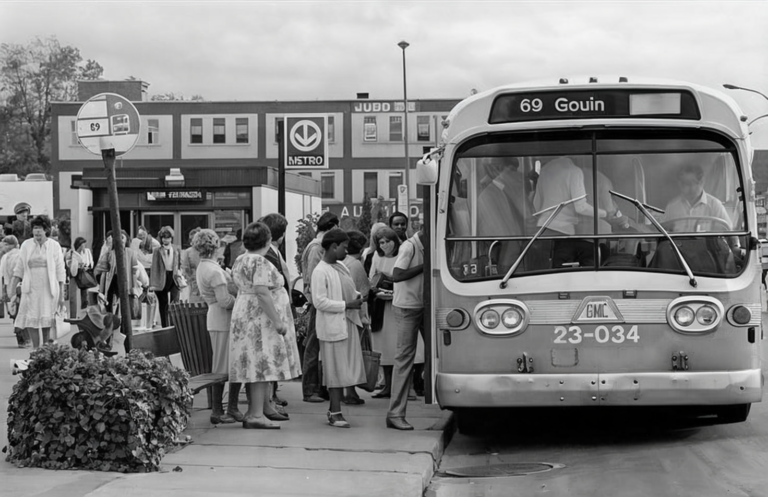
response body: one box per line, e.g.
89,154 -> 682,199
489,90 -> 700,124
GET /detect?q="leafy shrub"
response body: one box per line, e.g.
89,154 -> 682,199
294,213 -> 319,275
5,344 -> 192,472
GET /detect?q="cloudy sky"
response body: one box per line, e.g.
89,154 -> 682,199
2,1 -> 768,144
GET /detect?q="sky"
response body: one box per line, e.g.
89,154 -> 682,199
2,0 -> 768,145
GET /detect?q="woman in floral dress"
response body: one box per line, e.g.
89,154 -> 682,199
229,221 -> 302,429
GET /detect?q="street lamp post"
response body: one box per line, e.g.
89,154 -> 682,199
723,83 -> 768,102
723,83 -> 768,126
398,40 -> 410,221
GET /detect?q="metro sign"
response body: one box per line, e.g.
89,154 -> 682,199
285,115 -> 329,169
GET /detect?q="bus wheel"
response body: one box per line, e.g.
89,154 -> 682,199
717,404 -> 751,424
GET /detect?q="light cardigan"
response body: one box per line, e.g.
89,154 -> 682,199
311,261 -> 360,342
13,238 -> 66,301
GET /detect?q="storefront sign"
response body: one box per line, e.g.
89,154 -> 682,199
146,190 -> 205,202
352,101 -> 417,113
326,200 -> 423,230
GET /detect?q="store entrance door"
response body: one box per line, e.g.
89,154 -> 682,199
141,212 -> 213,248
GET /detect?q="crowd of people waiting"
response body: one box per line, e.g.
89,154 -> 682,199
1,204 -> 426,431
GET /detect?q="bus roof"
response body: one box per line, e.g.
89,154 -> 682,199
442,76 -> 750,148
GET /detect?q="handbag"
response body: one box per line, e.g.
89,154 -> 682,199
130,294 -> 142,320
173,273 -> 188,289
52,307 -> 71,340
358,325 -> 381,393
73,268 -> 98,290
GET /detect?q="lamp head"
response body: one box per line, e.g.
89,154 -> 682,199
398,40 -> 409,50
723,84 -> 739,90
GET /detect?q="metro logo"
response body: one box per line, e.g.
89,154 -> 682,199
284,115 -> 329,169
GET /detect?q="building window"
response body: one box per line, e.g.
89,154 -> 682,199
417,115 -> 430,141
389,116 -> 403,141
298,172 -> 312,177
364,172 -> 378,198
190,118 -> 203,144
146,119 -> 159,145
388,172 -> 403,199
236,117 -> 249,144
213,118 -> 226,144
275,117 -> 284,143
70,120 -> 78,145
327,115 -> 335,143
363,116 -> 377,142
321,172 -> 335,199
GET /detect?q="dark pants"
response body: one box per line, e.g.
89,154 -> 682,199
155,271 -> 180,328
301,305 -> 323,398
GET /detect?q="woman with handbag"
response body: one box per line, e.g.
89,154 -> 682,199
68,236 -> 95,309
149,226 -> 183,328
94,230 -> 140,317
367,227 -> 400,399
10,215 -> 66,348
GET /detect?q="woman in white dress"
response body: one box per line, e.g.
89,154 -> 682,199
11,215 -> 66,348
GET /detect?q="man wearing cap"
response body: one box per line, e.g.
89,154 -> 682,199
12,203 -> 32,244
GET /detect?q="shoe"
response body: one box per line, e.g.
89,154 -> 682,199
243,417 -> 280,430
275,404 -> 288,416
224,410 -> 245,422
327,411 -> 350,428
265,410 -> 289,421
342,396 -> 365,406
386,418 -> 414,431
272,395 -> 288,407
210,413 -> 237,425
372,391 -> 391,399
303,394 -> 325,403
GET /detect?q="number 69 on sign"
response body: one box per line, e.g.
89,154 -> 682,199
553,325 -> 640,345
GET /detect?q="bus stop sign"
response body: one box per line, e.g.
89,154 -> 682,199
76,93 -> 141,156
285,115 -> 328,169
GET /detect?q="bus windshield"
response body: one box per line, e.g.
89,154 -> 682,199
446,128 -> 747,281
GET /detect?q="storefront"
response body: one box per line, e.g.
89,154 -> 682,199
74,166 -> 319,259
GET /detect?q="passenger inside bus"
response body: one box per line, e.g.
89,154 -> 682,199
476,157 -> 522,273
533,157 -> 607,268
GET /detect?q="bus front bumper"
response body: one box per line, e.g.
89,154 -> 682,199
435,370 -> 763,407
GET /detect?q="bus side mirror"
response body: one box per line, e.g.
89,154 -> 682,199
416,152 -> 439,185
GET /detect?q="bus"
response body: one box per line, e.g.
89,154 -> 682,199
416,77 -> 763,431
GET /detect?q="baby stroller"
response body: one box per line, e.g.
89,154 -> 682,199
65,301 -> 122,357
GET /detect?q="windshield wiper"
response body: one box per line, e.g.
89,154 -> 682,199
500,194 -> 586,289
609,190 -> 697,288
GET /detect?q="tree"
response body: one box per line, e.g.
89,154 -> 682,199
358,193 -> 372,238
0,37 -> 102,173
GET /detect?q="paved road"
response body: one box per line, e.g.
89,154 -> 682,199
428,319 -> 768,497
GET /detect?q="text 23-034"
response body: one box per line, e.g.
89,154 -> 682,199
553,325 -> 639,344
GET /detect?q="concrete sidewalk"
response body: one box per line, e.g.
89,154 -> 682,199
0,320 -> 453,497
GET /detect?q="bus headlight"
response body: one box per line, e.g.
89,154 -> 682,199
502,308 -> 523,328
480,310 -> 500,328
473,300 -> 530,336
696,305 -> 717,325
674,306 -> 695,327
667,297 -> 723,334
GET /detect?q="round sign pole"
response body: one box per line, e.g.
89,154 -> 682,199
101,143 -> 133,352
76,93 -> 142,353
